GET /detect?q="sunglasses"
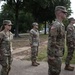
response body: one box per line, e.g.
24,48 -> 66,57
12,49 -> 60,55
8,25 -> 12,26
62,11 -> 67,14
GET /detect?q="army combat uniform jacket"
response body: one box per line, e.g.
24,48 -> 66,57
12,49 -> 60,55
0,30 -> 13,57
66,24 -> 75,48
0,30 -> 13,75
30,29 -> 39,47
47,19 -> 65,57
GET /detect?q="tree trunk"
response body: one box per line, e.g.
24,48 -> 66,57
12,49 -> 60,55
14,1 -> 20,37
44,21 -> 46,34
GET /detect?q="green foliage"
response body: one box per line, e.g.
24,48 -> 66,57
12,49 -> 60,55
0,0 -> 72,33
23,0 -> 72,22
18,12 -> 34,33
62,45 -> 75,64
0,2 -> 34,33
39,23 -> 44,30
37,47 -> 47,61
63,19 -> 69,30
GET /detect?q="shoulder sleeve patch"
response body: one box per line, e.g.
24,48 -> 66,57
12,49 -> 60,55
50,26 -> 57,36
68,27 -> 72,31
51,26 -> 55,30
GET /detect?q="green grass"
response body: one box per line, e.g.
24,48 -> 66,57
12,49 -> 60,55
23,46 -> 47,61
37,47 -> 47,61
37,44 -> 75,64
20,34 -> 75,64
62,45 -> 75,64
24,45 -> 75,64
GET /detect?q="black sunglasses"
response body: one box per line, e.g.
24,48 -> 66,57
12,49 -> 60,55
8,25 -> 12,26
62,11 -> 67,14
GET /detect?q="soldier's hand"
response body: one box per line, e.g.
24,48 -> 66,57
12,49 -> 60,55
30,43 -> 33,47
48,56 -> 55,61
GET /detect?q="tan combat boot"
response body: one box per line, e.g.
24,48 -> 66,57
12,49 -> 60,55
36,61 -> 40,65
64,65 -> 74,71
32,61 -> 38,66
68,65 -> 74,69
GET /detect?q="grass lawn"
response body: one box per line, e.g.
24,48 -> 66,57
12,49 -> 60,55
13,34 -> 75,64
63,46 -> 75,64
37,42 -> 75,64
37,45 -> 47,61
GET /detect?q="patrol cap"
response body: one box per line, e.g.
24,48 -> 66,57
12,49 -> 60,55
68,17 -> 75,22
32,22 -> 38,26
55,6 -> 67,13
3,20 -> 13,25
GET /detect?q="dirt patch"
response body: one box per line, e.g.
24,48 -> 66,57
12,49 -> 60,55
12,34 -> 48,60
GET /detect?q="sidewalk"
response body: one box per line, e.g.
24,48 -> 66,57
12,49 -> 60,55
0,59 -> 75,75
4,40 -> 74,75
7,59 -> 75,75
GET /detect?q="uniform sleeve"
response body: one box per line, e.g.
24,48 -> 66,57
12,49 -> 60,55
47,25 -> 58,57
29,30 -> 33,45
0,33 -> 3,44
67,27 -> 73,42
50,26 -> 58,47
10,42 -> 13,52
47,37 -> 54,57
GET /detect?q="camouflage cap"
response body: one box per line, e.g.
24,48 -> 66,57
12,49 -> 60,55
32,22 -> 38,26
68,17 -> 75,22
55,6 -> 67,13
3,20 -> 13,25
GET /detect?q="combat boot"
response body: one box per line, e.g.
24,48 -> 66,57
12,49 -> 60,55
32,62 -> 38,66
64,65 -> 74,71
69,66 -> 74,69
36,61 -> 40,65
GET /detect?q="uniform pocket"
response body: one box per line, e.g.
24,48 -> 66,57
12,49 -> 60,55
55,48 -> 63,57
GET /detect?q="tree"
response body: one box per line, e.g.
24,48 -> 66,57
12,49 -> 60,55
23,0 -> 71,34
2,0 -> 24,37
2,0 -> 72,35
0,4 -> 34,33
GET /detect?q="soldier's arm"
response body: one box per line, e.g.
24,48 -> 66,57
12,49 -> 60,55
0,33 -> 3,44
29,31 -> 33,46
47,25 -> 57,59
67,27 -> 74,42
50,26 -> 58,48
47,37 -> 56,58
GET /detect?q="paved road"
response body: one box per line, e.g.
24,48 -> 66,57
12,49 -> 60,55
0,59 -> 75,75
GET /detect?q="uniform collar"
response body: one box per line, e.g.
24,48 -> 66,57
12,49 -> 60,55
55,19 -> 64,26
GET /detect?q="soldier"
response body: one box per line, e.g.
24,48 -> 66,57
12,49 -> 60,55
29,22 -> 40,66
47,6 -> 67,75
64,17 -> 75,71
0,20 -> 13,75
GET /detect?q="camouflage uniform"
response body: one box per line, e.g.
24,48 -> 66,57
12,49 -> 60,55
29,22 -> 39,66
65,18 -> 75,71
0,20 -> 13,75
47,6 -> 67,75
